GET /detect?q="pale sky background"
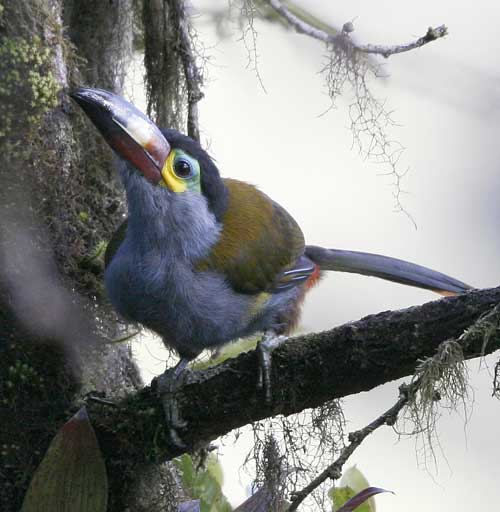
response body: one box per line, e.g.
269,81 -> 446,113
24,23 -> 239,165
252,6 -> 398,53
128,1 -> 500,510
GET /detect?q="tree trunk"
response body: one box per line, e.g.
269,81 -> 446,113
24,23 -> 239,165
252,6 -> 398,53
0,1 -> 162,510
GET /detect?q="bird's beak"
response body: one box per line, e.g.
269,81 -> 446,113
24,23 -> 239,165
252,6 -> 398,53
70,88 -> 170,185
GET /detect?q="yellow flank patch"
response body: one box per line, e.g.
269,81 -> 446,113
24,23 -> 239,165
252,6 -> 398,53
161,151 -> 187,193
247,292 -> 271,320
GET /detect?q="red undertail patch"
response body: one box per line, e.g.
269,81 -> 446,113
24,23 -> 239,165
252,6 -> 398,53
305,264 -> 322,290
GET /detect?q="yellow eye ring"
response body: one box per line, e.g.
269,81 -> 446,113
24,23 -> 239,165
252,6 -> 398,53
160,150 -> 200,193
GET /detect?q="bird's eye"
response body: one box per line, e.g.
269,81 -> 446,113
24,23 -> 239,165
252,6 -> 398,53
173,158 -> 193,179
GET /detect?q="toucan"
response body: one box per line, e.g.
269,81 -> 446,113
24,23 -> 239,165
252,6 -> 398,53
71,88 -> 472,430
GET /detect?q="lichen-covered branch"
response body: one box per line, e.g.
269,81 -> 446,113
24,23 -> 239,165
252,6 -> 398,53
65,0 -> 133,91
265,0 -> 447,58
174,0 -> 204,141
143,0 -> 186,131
89,286 -> 500,468
142,0 -> 203,140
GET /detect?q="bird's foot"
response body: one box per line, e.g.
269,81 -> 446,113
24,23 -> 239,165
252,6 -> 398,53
257,331 -> 288,405
156,358 -> 191,448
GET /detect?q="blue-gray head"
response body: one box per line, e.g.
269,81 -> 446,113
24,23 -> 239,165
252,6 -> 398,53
70,88 -> 228,223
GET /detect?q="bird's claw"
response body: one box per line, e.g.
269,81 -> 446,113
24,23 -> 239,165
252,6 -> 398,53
160,390 -> 187,430
257,332 -> 288,405
156,359 -> 191,448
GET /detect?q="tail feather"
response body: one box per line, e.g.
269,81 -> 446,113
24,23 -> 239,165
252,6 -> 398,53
305,245 -> 472,295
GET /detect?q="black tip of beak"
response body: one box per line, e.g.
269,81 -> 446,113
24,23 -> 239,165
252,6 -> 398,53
70,87 -> 112,102
69,88 -> 90,104
69,89 -> 84,102
70,87 -> 171,184
70,88 -> 120,136
70,88 -> 120,113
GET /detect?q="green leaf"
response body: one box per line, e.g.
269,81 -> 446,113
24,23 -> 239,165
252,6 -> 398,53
331,467 -> 375,512
335,488 -> 393,512
21,407 -> 107,512
175,454 -> 232,512
206,454 -> 224,486
340,467 -> 371,495
176,453 -> 197,488
332,486 -> 369,512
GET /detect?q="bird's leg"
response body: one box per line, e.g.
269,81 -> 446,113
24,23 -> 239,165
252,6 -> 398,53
257,330 -> 288,404
156,357 -> 191,447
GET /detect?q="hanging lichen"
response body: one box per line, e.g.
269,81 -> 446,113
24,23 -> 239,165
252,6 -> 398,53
142,0 -> 187,130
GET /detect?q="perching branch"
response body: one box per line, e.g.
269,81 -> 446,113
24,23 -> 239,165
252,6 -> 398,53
89,287 -> 500,467
288,381 -> 417,510
265,0 -> 448,58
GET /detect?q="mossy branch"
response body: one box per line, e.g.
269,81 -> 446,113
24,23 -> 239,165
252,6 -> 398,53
88,286 -> 500,466
288,304 -> 500,507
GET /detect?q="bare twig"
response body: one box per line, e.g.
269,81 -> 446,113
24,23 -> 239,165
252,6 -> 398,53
86,395 -> 118,407
265,0 -> 447,58
352,25 -> 448,58
265,0 -> 333,42
105,330 -> 141,344
288,381 -> 418,510
240,0 -> 267,92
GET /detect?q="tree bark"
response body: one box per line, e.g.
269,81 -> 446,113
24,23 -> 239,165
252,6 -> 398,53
0,1 -> 143,510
